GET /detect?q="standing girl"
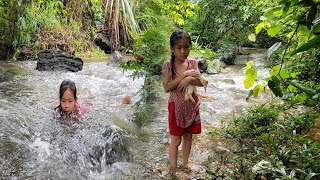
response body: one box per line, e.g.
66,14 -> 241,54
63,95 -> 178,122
162,29 -> 205,175
54,79 -> 87,126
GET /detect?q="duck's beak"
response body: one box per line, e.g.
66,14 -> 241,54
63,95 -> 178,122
204,83 -> 207,91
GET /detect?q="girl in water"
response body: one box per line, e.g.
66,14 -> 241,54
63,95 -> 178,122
54,79 -> 87,126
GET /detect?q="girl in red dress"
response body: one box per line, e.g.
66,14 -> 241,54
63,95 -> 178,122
162,29 -> 205,176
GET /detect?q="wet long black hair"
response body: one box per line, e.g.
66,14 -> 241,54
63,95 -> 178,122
169,29 -> 192,78
54,79 -> 77,116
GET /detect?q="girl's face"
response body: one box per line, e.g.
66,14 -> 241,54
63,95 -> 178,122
60,88 -> 77,115
171,36 -> 191,62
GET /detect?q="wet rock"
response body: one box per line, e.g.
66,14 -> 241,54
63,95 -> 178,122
195,57 -> 208,73
89,145 -> 104,166
102,125 -> 130,165
0,43 -> 14,60
94,32 -> 112,54
35,49 -> 83,72
206,68 -> 218,75
89,125 -> 130,171
107,51 -> 122,66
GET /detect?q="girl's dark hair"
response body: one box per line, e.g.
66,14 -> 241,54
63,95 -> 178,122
54,79 -> 77,115
169,29 -> 192,78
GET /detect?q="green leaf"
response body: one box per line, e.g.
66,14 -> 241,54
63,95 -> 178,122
246,89 -> 254,101
256,21 -> 270,34
253,84 -> 261,98
268,76 -> 283,97
291,36 -> 320,55
293,0 -> 318,7
289,80 -> 317,96
313,24 -> 320,33
288,84 -> 297,92
244,67 -> 257,89
267,25 -> 283,37
279,69 -> 290,79
270,65 -> 281,76
282,2 -> 291,15
294,93 -> 307,103
307,5 -> 317,30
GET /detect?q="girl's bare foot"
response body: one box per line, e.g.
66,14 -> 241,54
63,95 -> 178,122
167,166 -> 179,179
180,163 -> 199,173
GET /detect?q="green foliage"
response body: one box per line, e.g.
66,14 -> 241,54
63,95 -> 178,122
217,42 -> 238,64
0,0 -> 21,44
189,42 -> 218,59
158,0 -> 197,25
14,0 -> 64,47
247,0 -> 320,106
183,0 -> 261,50
0,0 -> 104,60
291,36 -> 320,55
212,103 -> 320,179
118,26 -> 170,126
243,61 -> 258,89
119,27 -> 169,79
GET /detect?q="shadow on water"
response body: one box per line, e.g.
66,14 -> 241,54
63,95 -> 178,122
0,48 -> 272,179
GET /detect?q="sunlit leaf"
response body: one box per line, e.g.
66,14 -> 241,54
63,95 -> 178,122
244,68 -> 257,89
273,9 -> 283,17
279,69 -> 290,79
270,65 -> 281,76
243,60 -> 256,71
267,25 -> 282,37
256,21 -> 270,34
294,93 -> 307,103
288,84 -> 297,92
253,84 -> 261,97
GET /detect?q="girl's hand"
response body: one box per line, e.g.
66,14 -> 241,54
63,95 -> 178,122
177,76 -> 192,92
184,69 -> 201,78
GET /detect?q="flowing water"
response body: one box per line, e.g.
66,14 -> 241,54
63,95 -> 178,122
0,48 -> 271,179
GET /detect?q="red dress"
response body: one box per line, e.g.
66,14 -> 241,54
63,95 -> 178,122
162,58 -> 202,136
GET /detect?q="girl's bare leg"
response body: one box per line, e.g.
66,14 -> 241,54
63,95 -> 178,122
169,135 -> 182,173
182,133 -> 192,167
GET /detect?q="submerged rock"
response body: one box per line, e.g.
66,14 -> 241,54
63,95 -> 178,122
0,43 -> 14,60
89,125 -> 130,172
107,51 -> 122,66
35,49 -> 83,72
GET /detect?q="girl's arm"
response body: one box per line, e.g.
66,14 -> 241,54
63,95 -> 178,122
162,61 -> 186,92
162,60 -> 203,92
179,61 -> 203,88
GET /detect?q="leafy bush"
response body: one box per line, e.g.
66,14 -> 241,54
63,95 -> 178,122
118,27 -> 170,126
211,103 -> 320,179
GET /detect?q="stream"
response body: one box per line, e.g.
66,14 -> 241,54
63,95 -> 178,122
0,48 -> 271,179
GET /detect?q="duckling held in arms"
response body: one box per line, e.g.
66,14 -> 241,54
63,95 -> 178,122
185,75 -> 209,103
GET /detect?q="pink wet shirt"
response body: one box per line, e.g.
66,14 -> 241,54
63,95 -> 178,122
162,58 -> 201,128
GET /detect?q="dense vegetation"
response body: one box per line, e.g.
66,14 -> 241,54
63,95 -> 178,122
1,0 -> 319,178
